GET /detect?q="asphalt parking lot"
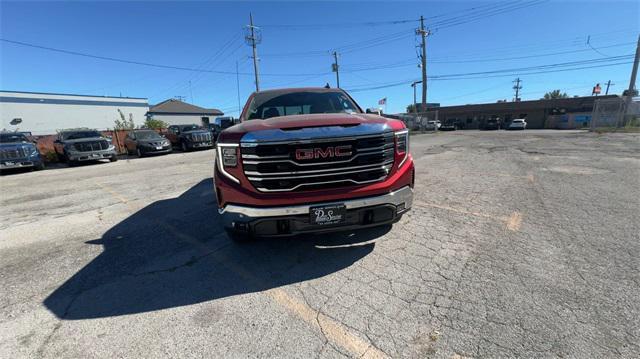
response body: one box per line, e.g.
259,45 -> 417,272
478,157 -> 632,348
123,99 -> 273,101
1,130 -> 639,358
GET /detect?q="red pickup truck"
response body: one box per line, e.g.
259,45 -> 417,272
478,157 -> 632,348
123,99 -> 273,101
214,87 -> 414,240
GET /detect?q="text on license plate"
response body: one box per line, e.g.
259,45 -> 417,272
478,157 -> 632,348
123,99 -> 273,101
310,204 -> 346,226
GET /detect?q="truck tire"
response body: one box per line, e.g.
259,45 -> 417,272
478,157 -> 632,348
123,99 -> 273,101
181,141 -> 189,152
35,162 -> 45,171
109,156 -> 118,162
136,148 -> 143,157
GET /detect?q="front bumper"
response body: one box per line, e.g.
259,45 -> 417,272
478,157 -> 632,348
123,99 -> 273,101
140,145 -> 172,154
0,159 -> 38,169
219,185 -> 413,236
187,141 -> 213,149
68,148 -> 117,161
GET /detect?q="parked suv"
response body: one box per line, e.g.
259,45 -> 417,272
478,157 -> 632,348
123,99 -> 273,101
0,132 -> 45,171
214,87 -> 414,240
165,124 -> 213,151
124,130 -> 172,157
209,117 -> 235,141
54,129 -> 117,165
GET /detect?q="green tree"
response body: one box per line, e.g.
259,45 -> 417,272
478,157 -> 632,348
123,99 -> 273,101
543,90 -> 569,100
114,109 -> 135,130
143,117 -> 169,129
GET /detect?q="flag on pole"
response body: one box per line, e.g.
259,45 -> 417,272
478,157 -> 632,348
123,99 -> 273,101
378,97 -> 387,105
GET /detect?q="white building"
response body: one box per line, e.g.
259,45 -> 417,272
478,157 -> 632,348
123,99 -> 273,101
0,90 -> 149,135
147,99 -> 223,127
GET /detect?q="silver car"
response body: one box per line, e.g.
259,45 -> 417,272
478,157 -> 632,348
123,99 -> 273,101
54,129 -> 118,165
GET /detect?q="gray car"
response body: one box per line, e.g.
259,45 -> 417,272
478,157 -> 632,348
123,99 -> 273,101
54,129 -> 118,165
124,130 -> 172,157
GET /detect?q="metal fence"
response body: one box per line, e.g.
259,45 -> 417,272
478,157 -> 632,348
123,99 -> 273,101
591,97 -> 640,130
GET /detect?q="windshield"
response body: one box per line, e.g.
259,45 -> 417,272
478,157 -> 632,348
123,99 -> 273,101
244,91 -> 360,120
135,131 -> 162,140
62,131 -> 102,140
0,133 -> 29,143
180,125 -> 202,132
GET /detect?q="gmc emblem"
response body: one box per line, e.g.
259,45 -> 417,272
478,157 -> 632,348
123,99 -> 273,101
295,145 -> 352,160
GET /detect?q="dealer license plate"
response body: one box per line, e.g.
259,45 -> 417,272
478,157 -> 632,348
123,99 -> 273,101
310,204 -> 346,226
156,146 -> 163,150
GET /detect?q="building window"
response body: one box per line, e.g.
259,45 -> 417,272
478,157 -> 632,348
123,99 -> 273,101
201,117 -> 210,126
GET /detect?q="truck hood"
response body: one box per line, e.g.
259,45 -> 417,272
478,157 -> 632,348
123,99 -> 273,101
0,142 -> 35,150
220,113 -> 405,143
183,130 -> 210,135
63,137 -> 107,144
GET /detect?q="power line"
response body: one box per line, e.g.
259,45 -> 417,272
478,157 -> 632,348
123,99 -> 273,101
0,38 -> 329,77
260,18 -> 419,29
345,57 -> 633,93
429,0 -> 548,31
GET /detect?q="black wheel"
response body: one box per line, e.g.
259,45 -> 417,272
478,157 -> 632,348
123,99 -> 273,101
58,151 -> 67,163
225,229 -> 253,242
35,162 -> 45,171
136,148 -> 143,157
181,141 -> 189,152
109,156 -> 118,162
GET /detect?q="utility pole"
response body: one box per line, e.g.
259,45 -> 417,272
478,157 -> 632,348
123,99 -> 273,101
245,13 -> 261,92
416,16 -> 429,112
332,51 -> 340,88
411,80 -> 422,113
623,34 -> 640,123
604,80 -> 614,95
626,34 -> 640,96
513,78 -> 522,101
189,80 -> 193,103
236,61 -> 242,116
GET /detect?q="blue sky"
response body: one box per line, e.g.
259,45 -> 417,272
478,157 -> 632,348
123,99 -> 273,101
1,1 -> 638,116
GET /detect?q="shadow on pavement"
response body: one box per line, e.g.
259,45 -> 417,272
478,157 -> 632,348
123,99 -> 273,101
44,178 -> 386,320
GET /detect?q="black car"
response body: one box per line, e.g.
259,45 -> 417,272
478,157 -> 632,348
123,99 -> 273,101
208,117 -> 235,141
124,130 -> 172,157
165,124 -> 213,151
482,118 -> 501,130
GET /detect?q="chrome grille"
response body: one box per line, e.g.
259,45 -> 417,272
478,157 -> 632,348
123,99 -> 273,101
0,147 -> 27,160
190,133 -> 211,142
73,140 -> 109,152
241,132 -> 395,192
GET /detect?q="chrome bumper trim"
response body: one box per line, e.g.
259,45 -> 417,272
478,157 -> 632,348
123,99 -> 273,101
218,185 -> 413,217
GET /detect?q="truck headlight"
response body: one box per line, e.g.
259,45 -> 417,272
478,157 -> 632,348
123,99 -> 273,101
394,129 -> 409,167
216,143 -> 240,183
221,147 -> 237,167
